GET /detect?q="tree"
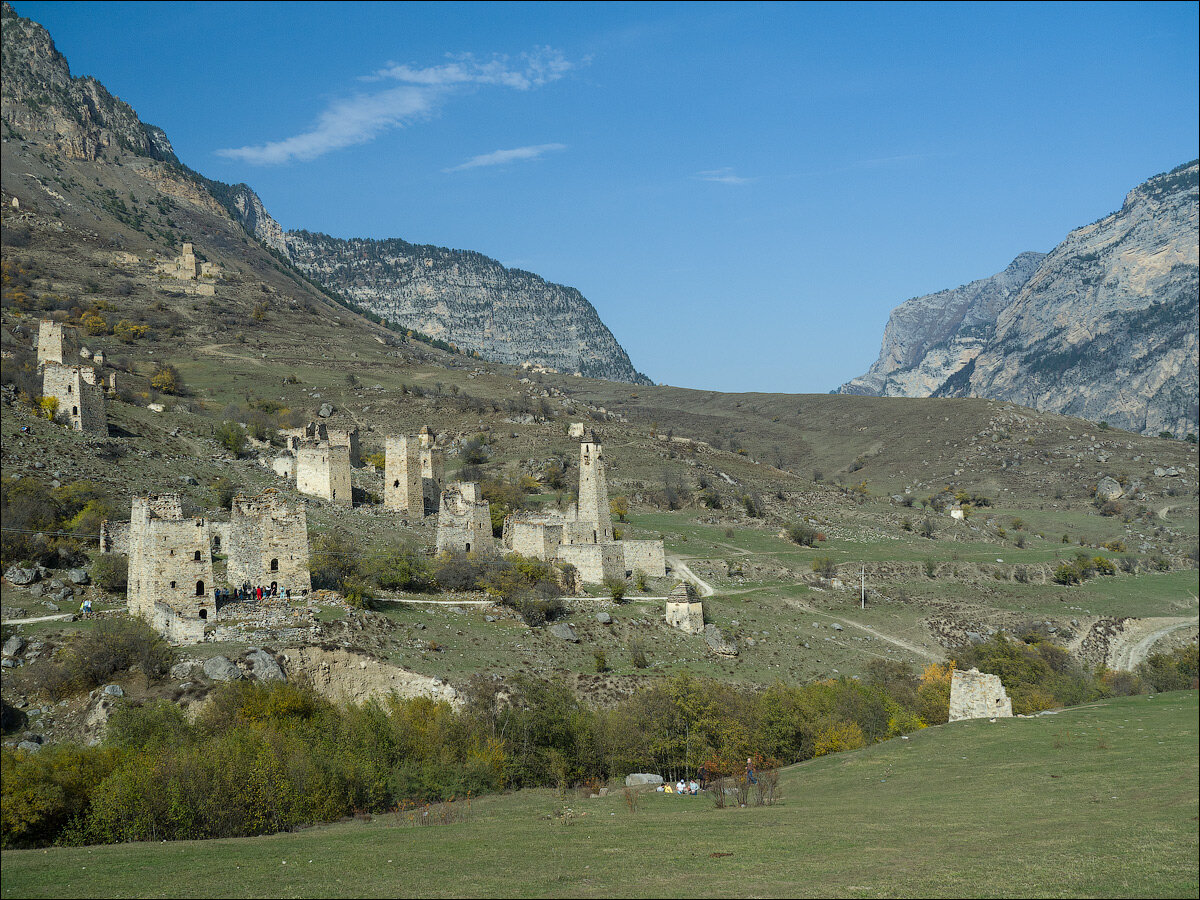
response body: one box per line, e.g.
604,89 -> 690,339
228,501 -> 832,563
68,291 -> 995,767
215,421 -> 246,456
610,496 -> 629,522
150,363 -> 182,395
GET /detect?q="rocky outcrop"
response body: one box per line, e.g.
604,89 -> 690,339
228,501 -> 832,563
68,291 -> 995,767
0,2 -> 178,164
839,252 -> 1045,396
840,162 -> 1199,437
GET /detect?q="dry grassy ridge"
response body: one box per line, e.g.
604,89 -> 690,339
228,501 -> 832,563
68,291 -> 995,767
1,690 -> 1195,899
2,128 -> 1198,697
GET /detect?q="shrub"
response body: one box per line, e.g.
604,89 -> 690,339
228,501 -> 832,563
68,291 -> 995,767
112,320 -> 148,342
603,576 -> 628,602
1053,564 -> 1081,585
811,556 -> 835,579
310,532 -> 362,590
92,554 -> 128,593
215,421 -> 246,456
149,363 -> 183,395
919,519 -> 936,539
593,650 -> 608,673
630,644 -> 649,668
785,522 -> 820,547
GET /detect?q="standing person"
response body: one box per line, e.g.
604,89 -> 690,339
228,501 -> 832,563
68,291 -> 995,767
697,764 -> 708,791
746,757 -> 757,785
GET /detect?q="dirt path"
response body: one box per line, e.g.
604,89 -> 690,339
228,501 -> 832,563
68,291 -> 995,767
0,613 -> 73,625
783,598 -> 944,662
1107,616 -> 1198,670
195,343 -> 268,366
667,556 -> 715,596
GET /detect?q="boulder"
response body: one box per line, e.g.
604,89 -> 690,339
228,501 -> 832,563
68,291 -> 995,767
202,655 -> 242,682
4,566 -> 38,586
1095,477 -> 1124,501
2,635 -> 26,658
548,623 -> 580,643
101,684 -> 124,698
318,402 -> 334,418
595,611 -> 613,625
704,624 -> 738,657
244,648 -> 286,682
169,660 -> 197,681
16,741 -> 42,753
624,773 -> 664,787
66,568 -> 90,585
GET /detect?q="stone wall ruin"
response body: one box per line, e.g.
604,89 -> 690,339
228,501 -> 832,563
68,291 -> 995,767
41,363 -> 106,433
948,668 -> 1014,722
126,494 -> 215,635
226,489 -> 311,594
436,482 -> 494,555
295,441 -> 352,507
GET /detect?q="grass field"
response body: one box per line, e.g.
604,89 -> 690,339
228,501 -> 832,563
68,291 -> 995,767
3,691 -> 1195,899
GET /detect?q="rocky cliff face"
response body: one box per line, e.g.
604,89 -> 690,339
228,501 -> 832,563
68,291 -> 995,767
225,184 -> 650,384
839,251 -> 1046,397
0,2 -> 177,164
840,162 -> 1199,436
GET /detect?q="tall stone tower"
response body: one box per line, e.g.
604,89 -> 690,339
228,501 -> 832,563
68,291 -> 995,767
296,442 -> 352,507
435,482 -> 494,555
227,490 -> 312,593
36,320 -> 79,367
573,439 -> 613,544
127,494 -> 215,623
41,364 -> 106,433
418,426 -> 445,516
384,434 -> 423,515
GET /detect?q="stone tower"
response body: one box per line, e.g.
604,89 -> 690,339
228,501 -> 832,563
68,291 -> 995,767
384,435 -> 423,515
41,364 -> 106,434
296,441 -> 352,507
418,426 -> 445,516
127,494 -> 215,624
36,320 -> 79,367
436,483 -> 494,555
572,438 -> 613,544
227,490 -> 312,594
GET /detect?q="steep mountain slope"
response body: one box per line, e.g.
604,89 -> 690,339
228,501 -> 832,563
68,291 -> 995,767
838,251 -> 1046,397
223,183 -> 649,384
839,162 -> 1199,437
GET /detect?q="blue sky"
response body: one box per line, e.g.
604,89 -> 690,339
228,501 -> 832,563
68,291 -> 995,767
14,1 -> 1199,391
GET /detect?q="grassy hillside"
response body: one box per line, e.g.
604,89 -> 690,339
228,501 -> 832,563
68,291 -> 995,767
1,690 -> 1195,899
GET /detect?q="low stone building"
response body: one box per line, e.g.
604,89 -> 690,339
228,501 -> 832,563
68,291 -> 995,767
41,363 -> 106,433
948,668 -> 1014,722
436,482 -> 494,555
126,494 -> 215,641
296,441 -> 352,507
664,581 -> 705,635
226,490 -> 311,594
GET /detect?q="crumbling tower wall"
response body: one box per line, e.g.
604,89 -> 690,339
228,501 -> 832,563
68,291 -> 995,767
227,490 -> 312,593
384,434 -> 423,515
36,320 -> 79,367
948,668 -> 1014,722
436,482 -> 494,555
126,493 -> 215,628
419,426 -> 445,516
41,363 -> 106,433
296,441 -> 352,507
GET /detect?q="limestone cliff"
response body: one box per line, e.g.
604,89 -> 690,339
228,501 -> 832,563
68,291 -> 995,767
840,162 -> 1199,436
838,251 -> 1046,397
224,184 -> 650,384
0,2 -> 178,164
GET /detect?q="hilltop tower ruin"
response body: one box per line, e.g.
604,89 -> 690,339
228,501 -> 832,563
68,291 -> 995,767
418,426 -> 445,515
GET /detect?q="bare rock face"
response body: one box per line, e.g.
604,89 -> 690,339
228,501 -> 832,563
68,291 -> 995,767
840,162 -> 1199,437
0,3 -> 178,164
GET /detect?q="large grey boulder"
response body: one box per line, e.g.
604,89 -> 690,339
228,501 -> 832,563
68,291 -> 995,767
16,741 -> 42,753
549,623 -> 580,643
4,566 -> 39,586
704,624 -> 738,657
595,611 -> 613,625
202,655 -> 242,682
67,568 -> 90,585
318,402 -> 334,418
244,648 -> 286,682
1095,477 -> 1124,501
624,773 -> 663,787
101,684 -> 124,698
2,635 -> 26,658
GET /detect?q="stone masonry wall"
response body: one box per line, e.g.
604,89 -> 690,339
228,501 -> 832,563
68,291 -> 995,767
621,540 -> 667,578
436,483 -> 494,554
127,494 -> 215,626
556,543 -> 623,584
948,668 -> 1014,722
384,434 -> 423,515
226,490 -> 312,593
41,363 -> 106,433
296,442 -> 352,507
36,320 -> 79,367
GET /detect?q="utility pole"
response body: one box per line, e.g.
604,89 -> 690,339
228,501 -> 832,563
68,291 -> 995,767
860,564 -> 866,610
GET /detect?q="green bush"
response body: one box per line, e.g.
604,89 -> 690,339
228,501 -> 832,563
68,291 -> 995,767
92,554 -> 128,593
785,522 -> 820,547
215,421 -> 246,456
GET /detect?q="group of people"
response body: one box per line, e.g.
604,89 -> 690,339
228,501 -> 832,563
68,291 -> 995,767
214,583 -> 289,605
664,779 -> 701,795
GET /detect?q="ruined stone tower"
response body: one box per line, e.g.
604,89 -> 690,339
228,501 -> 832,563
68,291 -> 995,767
436,482 -> 494,555
948,668 -> 1014,721
36,320 -> 79,367
295,441 -> 352,507
41,363 -> 106,433
127,494 -> 215,640
418,426 -> 445,516
568,439 -> 613,545
227,490 -> 312,594
384,434 -> 423,515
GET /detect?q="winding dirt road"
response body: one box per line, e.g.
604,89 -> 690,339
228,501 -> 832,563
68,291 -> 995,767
1106,616 -> 1199,670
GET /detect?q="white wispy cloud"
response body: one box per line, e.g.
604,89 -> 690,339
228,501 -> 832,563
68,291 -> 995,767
695,167 -> 754,185
445,143 -> 567,173
218,49 -> 574,166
